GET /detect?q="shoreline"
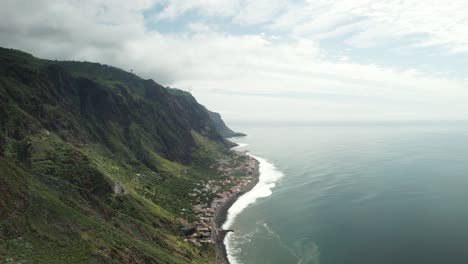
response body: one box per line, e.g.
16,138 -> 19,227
212,158 -> 260,264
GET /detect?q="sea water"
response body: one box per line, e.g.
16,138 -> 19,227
223,121 -> 468,264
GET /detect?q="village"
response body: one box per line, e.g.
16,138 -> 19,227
177,151 -> 258,247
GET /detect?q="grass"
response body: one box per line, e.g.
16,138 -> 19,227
0,47 -> 241,263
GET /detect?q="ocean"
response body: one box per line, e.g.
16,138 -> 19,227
222,121 -> 468,264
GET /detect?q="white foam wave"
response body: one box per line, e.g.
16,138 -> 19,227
231,143 -> 249,149
223,154 -> 284,264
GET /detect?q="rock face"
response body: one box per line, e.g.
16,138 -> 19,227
206,109 -> 247,138
0,47 -> 237,163
0,47 -> 241,263
113,181 -> 128,194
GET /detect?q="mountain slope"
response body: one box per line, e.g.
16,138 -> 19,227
0,47 -> 239,263
167,88 -> 245,138
206,109 -> 246,138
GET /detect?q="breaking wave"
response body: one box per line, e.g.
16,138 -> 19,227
223,154 -> 284,263
231,143 -> 249,149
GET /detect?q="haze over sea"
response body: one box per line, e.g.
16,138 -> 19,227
223,121 -> 468,264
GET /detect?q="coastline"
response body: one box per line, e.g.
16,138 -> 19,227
212,158 -> 260,264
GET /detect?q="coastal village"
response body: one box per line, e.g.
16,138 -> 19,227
177,150 -> 258,247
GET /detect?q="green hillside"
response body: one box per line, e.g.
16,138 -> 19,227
167,88 -> 246,138
0,47 -> 238,263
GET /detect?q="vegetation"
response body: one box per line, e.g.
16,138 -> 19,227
168,88 -> 245,138
0,47 -> 240,263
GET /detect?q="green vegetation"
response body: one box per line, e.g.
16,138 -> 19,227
0,47 -> 239,263
168,88 -> 246,138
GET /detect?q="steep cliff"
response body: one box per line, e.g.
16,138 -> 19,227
206,109 -> 246,138
0,47 -> 239,263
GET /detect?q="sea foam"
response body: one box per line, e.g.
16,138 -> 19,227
223,153 -> 284,263
231,143 -> 249,149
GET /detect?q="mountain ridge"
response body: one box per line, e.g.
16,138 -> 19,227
0,47 -> 241,263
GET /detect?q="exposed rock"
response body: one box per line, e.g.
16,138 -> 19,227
113,181 -> 128,194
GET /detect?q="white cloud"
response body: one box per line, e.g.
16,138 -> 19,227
0,0 -> 467,121
274,0 -> 468,52
153,0 -> 468,53
233,0 -> 289,25
155,0 -> 241,20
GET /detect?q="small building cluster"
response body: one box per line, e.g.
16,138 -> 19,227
179,152 -> 257,246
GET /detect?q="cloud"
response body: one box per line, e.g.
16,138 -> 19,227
155,0 -> 241,20
155,0 -> 468,54
0,0 -> 467,121
232,0 -> 289,25
271,0 -> 468,52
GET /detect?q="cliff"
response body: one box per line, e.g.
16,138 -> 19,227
206,110 -> 246,138
0,47 -> 240,263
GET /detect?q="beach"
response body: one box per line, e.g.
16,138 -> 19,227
212,159 -> 260,264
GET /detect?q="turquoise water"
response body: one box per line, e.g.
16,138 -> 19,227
224,121 -> 468,264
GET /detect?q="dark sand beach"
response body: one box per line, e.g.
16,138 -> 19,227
212,159 -> 260,264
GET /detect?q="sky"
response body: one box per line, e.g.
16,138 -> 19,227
1,0 -> 467,122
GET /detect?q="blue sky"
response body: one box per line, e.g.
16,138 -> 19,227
1,0 -> 467,122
